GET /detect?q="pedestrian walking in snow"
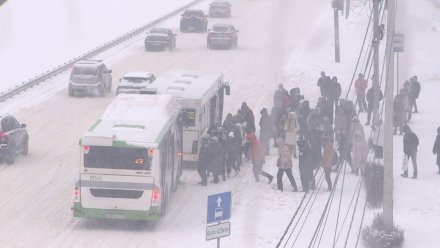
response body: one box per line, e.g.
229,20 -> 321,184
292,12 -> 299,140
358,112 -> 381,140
225,132 -> 239,177
289,87 -> 303,112
351,117 -> 369,175
274,84 -> 290,111
316,97 -> 332,125
241,102 -> 256,133
334,131 -> 353,172
327,76 -> 342,123
276,138 -> 299,192
355,73 -> 368,112
298,139 -> 314,193
271,102 -> 286,145
197,137 -> 211,186
317,71 -> 331,99
370,119 -> 384,159
393,89 -> 407,135
320,137 -> 335,191
365,85 -> 384,125
208,136 -> 222,183
259,108 -> 273,155
233,123 -> 244,170
223,113 -> 235,134
284,112 -> 300,158
433,127 -> 440,174
401,125 -> 419,179
298,100 -> 311,139
334,99 -> 348,141
247,133 -> 273,183
407,76 -> 421,121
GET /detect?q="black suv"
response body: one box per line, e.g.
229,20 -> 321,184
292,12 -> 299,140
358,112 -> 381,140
0,115 -> 29,164
180,9 -> 208,32
145,28 -> 177,51
68,60 -> 112,97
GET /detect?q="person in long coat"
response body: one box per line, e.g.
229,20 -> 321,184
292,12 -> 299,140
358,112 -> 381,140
320,137 -> 335,191
298,139 -> 314,193
276,138 -> 298,192
354,73 -> 368,112
197,137 -> 211,186
284,112 -> 300,158
247,133 -> 273,183
350,117 -> 369,175
432,127 -> 440,174
334,99 -> 348,141
401,125 -> 419,178
298,100 -> 311,139
241,102 -> 256,133
393,89 -> 406,135
259,108 -> 273,154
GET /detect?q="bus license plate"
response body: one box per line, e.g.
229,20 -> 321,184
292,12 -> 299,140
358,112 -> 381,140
105,213 -> 125,219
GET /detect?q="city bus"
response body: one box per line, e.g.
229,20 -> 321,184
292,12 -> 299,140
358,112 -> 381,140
144,70 -> 230,166
72,94 -> 182,221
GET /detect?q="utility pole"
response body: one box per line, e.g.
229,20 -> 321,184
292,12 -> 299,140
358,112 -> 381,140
372,0 -> 381,125
333,1 -> 341,63
384,0 -> 396,231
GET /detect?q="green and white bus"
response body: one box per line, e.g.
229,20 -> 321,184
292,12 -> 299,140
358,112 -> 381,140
73,94 -> 182,221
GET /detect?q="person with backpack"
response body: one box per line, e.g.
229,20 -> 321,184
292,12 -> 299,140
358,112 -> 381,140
401,125 -> 419,179
432,127 -> 440,174
275,138 -> 299,192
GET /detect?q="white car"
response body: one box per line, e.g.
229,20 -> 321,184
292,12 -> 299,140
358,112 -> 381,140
116,72 -> 156,95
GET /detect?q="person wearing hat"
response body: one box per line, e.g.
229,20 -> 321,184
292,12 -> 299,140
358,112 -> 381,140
225,131 -> 239,177
241,102 -> 256,133
197,136 -> 211,186
432,127 -> 440,174
354,73 -> 368,112
401,125 -> 419,178
276,137 -> 298,192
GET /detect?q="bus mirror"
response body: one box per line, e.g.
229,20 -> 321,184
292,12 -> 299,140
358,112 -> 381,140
225,84 -> 230,95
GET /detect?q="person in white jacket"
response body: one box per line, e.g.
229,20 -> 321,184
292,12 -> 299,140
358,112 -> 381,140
284,112 -> 300,158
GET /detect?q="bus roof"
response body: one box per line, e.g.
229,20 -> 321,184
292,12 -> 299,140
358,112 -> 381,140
81,94 -> 178,148
145,70 -> 224,106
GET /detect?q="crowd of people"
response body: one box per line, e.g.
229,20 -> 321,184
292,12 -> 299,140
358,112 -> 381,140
196,70 -> 436,190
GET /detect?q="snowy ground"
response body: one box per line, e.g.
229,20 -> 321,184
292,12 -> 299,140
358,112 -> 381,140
0,0 -> 439,247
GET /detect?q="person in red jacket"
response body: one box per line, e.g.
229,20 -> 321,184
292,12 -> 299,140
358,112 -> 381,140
354,73 -> 368,112
247,133 -> 273,183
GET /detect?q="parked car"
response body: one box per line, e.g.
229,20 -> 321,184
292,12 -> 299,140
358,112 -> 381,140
145,28 -> 177,51
68,60 -> 112,97
180,9 -> 208,32
0,114 -> 28,164
116,72 -> 156,95
207,24 -> 238,49
209,0 -> 231,18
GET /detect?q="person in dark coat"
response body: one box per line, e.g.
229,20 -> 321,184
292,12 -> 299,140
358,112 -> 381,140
316,97 -> 332,124
298,139 -> 314,193
393,89 -> 406,135
225,132 -> 239,177
365,85 -> 384,125
343,100 -> 356,135
407,76 -> 421,121
327,76 -> 342,122
432,127 -> 440,174
223,113 -> 235,134
259,108 -> 273,154
401,125 -> 419,178
271,102 -> 286,144
321,137 -> 335,191
208,136 -> 222,183
275,138 -> 298,192
334,131 -> 353,172
274,84 -> 290,111
298,100 -> 311,139
317,71 -> 331,98
197,137 -> 211,186
247,133 -> 273,183
289,87 -> 303,112
241,102 -> 256,133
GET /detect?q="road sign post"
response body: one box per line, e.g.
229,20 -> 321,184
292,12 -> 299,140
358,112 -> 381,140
207,192 -> 232,247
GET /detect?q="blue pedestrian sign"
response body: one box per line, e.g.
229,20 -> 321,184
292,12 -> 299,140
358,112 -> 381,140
207,192 -> 231,223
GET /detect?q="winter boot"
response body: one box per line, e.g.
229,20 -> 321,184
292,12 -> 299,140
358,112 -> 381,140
401,171 -> 408,178
268,175 -> 274,184
412,170 -> 418,179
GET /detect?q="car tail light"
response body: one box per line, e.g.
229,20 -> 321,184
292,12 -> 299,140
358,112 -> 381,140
83,145 -> 90,154
152,186 -> 160,205
73,187 -> 80,202
149,148 -> 155,157
0,132 -> 8,144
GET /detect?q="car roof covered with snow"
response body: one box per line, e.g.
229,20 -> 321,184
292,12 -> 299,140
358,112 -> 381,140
210,0 -> 230,6
81,94 -> 179,148
122,71 -> 154,79
145,70 -> 225,106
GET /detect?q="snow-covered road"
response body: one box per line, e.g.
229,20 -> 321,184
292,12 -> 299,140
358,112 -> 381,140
0,0 -> 330,247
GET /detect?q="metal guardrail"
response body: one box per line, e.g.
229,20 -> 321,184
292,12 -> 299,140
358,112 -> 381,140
0,0 -> 203,102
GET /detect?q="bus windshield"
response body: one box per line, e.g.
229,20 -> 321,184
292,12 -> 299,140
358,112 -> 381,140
84,146 -> 152,170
